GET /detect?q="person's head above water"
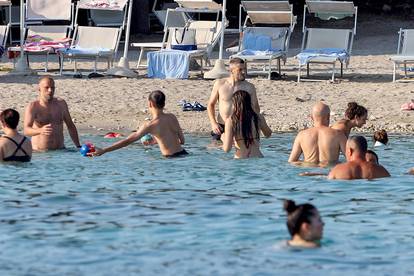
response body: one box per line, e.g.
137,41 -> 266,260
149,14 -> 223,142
283,199 -> 324,248
148,90 -> 166,109
38,76 -> 55,103
0,109 -> 19,130
311,102 -> 330,126
229,57 -> 246,82
232,90 -> 259,148
344,102 -> 368,127
373,129 -> 388,145
366,149 -> 379,164
346,135 -> 368,161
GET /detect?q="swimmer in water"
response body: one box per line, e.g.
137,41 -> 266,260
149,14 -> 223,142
373,129 -> 388,147
365,150 -> 379,164
222,90 -> 271,158
91,90 -> 187,158
283,199 -> 324,248
332,102 -> 368,138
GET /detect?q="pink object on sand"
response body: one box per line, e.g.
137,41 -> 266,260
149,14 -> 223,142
104,132 -> 122,138
401,101 -> 414,111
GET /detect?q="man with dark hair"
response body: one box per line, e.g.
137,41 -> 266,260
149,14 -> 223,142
92,90 -> 187,158
328,136 -> 390,180
24,76 -> 81,151
207,57 -> 260,141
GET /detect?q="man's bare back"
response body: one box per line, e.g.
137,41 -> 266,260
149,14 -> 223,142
289,126 -> 347,164
289,102 -> 346,165
328,161 -> 390,180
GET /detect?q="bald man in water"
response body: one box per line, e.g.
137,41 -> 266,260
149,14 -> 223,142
328,136 -> 390,180
24,76 -> 81,151
289,102 -> 347,164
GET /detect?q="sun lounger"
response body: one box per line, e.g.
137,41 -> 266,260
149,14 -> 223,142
58,25 -> 122,74
228,1 -> 296,79
7,0 -> 73,71
297,0 -> 357,82
0,0 -> 11,46
390,29 -> 414,82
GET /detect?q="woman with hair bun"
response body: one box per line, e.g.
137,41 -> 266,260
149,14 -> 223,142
283,199 -> 324,248
332,102 -> 368,137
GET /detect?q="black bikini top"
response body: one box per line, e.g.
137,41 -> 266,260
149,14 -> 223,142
2,136 -> 31,162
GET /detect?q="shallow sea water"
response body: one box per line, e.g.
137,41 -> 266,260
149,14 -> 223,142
0,134 -> 413,275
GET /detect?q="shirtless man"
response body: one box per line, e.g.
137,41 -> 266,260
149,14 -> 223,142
328,136 -> 390,180
24,76 -> 81,151
289,102 -> 347,165
207,58 -> 260,141
91,90 -> 187,158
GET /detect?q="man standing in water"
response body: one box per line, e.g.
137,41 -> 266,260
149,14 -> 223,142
24,76 -> 81,151
289,102 -> 347,165
207,58 -> 260,141
328,136 -> 390,180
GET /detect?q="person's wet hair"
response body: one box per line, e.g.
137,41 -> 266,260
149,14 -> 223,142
373,129 -> 388,145
349,135 -> 368,153
366,150 -> 379,163
0,109 -> 19,129
148,90 -> 166,109
345,102 -> 368,120
229,57 -> 245,67
231,90 -> 259,149
283,199 -> 317,237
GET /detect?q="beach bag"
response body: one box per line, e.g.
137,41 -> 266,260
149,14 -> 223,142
171,27 -> 197,51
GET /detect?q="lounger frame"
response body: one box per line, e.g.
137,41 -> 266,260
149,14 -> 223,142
390,28 -> 414,82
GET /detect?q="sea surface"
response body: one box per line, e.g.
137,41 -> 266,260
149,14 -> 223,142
0,134 -> 413,275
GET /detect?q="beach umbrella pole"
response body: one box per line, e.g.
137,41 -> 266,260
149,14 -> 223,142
107,0 -> 137,78
203,0 -> 227,79
10,0 -> 34,75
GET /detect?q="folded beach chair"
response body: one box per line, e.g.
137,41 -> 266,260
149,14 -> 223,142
390,29 -> 414,82
59,25 -> 122,74
152,0 -> 186,27
296,0 -> 357,82
229,1 -> 296,79
85,0 -> 128,27
0,23 -> 9,57
7,0 -> 74,71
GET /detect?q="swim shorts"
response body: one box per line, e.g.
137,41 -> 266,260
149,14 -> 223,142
210,123 -> 225,141
164,149 -> 189,158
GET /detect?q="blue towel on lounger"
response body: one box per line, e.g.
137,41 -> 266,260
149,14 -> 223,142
62,46 -> 112,56
242,32 -> 273,51
296,48 -> 349,66
147,50 -> 190,79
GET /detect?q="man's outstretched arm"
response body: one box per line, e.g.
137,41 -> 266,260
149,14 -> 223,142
62,100 -> 81,148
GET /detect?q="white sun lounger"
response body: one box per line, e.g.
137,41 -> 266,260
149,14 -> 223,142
59,25 -> 122,74
228,1 -> 296,79
8,0 -> 73,71
152,0 -> 186,27
0,0 -> 10,49
297,0 -> 357,82
132,0 -> 223,70
390,29 -> 414,82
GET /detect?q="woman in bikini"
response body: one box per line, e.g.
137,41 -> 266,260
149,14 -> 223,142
332,102 -> 368,137
0,109 -> 32,162
222,90 -> 271,158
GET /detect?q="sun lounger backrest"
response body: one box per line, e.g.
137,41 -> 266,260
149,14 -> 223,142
175,0 -> 221,10
0,25 -> 8,47
243,27 -> 288,51
74,26 -> 120,50
187,21 -> 222,49
305,28 -> 351,50
401,29 -> 414,55
26,0 -> 72,21
27,25 -> 69,41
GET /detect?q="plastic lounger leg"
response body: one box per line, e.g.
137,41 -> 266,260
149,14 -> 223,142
74,61 -> 77,73
137,47 -> 144,69
278,58 -> 281,76
331,63 -> 336,82
45,54 -> 49,72
94,58 -> 97,73
298,64 -> 301,82
340,63 -> 343,77
404,63 -> 407,78
393,62 -> 396,82
307,63 -> 310,77
268,59 -> 272,80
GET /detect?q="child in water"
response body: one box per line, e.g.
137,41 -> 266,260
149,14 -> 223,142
283,199 -> 324,248
373,129 -> 388,147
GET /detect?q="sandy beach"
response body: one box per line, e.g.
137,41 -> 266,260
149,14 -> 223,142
0,15 -> 413,135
